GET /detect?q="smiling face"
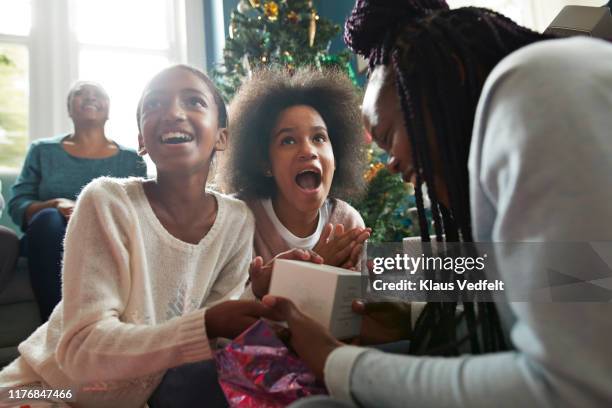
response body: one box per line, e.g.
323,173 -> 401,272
138,67 -> 226,174
68,82 -> 109,125
362,65 -> 449,206
268,105 -> 335,214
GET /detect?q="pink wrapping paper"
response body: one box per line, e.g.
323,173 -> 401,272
215,320 -> 328,407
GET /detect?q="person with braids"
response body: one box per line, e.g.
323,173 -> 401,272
261,0 -> 612,407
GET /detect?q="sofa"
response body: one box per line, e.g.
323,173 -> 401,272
0,170 -> 41,368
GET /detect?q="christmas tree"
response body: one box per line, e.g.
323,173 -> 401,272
215,0 -> 420,242
213,0 -> 355,100
350,144 -> 421,242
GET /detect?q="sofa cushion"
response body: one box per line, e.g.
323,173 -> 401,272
0,169 -> 21,236
0,257 -> 35,304
0,300 -> 41,348
0,346 -> 19,369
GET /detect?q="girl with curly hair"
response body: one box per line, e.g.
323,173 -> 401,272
221,67 -> 371,298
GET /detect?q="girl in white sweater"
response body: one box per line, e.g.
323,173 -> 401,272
0,65 -> 274,407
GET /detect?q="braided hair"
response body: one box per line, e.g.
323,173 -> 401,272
346,0 -> 552,355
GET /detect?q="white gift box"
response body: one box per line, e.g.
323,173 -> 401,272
269,259 -> 362,339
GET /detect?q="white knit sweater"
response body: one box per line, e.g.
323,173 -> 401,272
0,177 -> 255,407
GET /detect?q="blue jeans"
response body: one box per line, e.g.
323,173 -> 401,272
21,208 -> 67,321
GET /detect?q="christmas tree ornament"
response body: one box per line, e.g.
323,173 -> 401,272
365,163 -> 385,182
248,0 -> 261,8
229,21 -> 236,39
237,0 -> 250,13
287,10 -> 299,24
308,10 -> 317,47
264,1 -> 279,21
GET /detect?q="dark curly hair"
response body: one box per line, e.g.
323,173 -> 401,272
220,67 -> 366,201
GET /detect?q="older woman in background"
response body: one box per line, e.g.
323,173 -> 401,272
8,81 -> 147,321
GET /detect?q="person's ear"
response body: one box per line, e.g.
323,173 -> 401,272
214,128 -> 228,152
137,134 -> 147,156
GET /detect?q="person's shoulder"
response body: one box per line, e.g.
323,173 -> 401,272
239,195 -> 262,216
79,176 -> 141,203
510,36 -> 611,63
114,143 -> 143,161
114,142 -> 139,155
28,134 -> 67,151
212,190 -> 255,227
328,198 -> 365,228
489,37 -> 612,87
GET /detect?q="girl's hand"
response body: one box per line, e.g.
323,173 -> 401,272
313,224 -> 371,269
352,300 -> 412,345
205,300 -> 271,339
262,295 -> 342,380
249,249 -> 324,299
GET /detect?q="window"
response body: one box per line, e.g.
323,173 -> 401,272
0,0 -> 30,171
0,0 -> 205,170
75,0 -> 182,150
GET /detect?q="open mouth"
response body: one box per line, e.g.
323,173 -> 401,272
295,169 -> 322,191
160,132 -> 194,145
82,103 -> 100,111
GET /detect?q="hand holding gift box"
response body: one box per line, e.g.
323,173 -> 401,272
268,259 -> 363,339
